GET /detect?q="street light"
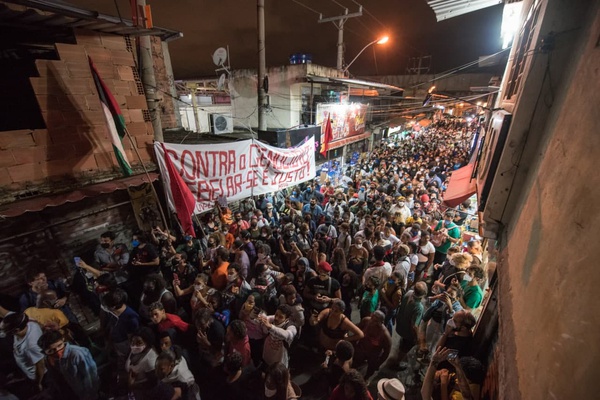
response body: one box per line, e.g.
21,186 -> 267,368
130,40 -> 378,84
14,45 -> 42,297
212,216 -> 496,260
343,36 -> 389,74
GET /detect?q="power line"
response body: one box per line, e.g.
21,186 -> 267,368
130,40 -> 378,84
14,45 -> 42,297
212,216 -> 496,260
290,0 -> 323,16
362,5 -> 386,29
330,0 -> 348,10
409,47 -> 512,89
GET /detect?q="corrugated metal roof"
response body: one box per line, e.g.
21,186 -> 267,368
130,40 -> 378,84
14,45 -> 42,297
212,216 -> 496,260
306,75 -> 404,94
427,0 -> 503,21
0,0 -> 183,41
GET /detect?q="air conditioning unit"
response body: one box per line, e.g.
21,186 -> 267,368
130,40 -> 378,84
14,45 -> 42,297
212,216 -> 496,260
211,113 -> 233,134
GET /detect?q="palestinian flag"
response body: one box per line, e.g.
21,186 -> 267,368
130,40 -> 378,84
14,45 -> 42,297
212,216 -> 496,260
89,57 -> 133,176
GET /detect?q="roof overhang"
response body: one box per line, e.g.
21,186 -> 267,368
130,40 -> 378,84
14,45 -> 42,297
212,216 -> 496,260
306,75 -> 404,96
426,0 -> 503,22
0,173 -> 159,218
0,0 -> 183,42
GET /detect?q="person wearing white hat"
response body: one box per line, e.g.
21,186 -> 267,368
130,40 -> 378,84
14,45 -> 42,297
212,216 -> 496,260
377,378 -> 405,400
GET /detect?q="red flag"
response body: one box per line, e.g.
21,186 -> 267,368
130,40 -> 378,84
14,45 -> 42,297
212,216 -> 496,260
161,143 -> 196,237
320,113 -> 333,157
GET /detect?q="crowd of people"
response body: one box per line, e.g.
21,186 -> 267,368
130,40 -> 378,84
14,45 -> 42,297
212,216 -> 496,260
0,121 -> 491,400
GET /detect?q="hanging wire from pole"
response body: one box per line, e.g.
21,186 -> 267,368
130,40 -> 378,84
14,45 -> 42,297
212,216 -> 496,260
290,0 -> 323,16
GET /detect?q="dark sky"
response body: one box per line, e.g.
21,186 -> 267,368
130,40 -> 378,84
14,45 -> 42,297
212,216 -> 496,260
69,0 -> 503,79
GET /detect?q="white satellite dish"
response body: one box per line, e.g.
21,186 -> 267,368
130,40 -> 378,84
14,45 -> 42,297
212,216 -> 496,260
212,47 -> 228,66
217,73 -> 226,91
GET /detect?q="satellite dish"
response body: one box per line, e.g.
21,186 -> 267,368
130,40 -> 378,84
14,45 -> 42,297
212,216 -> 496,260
212,47 -> 228,66
217,73 -> 226,91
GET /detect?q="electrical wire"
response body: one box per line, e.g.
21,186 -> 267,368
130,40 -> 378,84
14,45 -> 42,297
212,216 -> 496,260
290,0 -> 323,16
408,47 -> 512,89
331,0 -> 348,10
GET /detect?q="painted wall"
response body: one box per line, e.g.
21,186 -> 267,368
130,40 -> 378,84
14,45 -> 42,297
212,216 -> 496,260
496,3 -> 600,399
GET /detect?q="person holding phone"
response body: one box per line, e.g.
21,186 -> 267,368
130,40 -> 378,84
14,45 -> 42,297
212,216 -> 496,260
421,347 -> 483,400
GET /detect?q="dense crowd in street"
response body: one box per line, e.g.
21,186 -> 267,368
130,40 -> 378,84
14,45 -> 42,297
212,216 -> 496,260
0,120 -> 491,400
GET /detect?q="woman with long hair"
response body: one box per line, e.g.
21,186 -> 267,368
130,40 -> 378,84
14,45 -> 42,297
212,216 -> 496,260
330,247 -> 348,281
264,362 -> 301,400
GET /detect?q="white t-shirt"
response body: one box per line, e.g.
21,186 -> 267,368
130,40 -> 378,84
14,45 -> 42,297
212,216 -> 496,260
417,241 -> 436,263
13,322 -> 44,380
126,348 -> 158,384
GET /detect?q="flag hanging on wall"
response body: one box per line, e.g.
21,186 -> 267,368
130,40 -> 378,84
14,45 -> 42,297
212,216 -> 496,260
160,143 -> 196,237
320,112 -> 333,157
89,57 -> 133,176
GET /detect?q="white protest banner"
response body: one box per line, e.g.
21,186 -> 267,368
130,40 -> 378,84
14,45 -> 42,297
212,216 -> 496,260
154,137 -> 316,213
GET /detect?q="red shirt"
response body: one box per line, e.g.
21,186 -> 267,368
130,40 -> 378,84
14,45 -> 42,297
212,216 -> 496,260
157,313 -> 189,333
227,335 -> 251,367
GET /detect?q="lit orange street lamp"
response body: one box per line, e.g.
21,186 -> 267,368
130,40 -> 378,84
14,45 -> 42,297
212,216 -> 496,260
344,36 -> 390,74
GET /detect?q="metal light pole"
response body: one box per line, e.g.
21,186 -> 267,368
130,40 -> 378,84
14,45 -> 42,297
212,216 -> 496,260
343,36 -> 389,75
257,0 -> 267,131
318,6 -> 362,73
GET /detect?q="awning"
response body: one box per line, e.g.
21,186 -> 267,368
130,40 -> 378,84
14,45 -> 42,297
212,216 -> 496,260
0,0 -> 183,42
0,173 -> 159,218
426,0 -> 503,22
443,163 -> 476,207
328,132 -> 371,151
306,75 -> 404,95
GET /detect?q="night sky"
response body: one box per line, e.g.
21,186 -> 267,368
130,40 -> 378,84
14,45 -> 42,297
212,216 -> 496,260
69,0 -> 504,79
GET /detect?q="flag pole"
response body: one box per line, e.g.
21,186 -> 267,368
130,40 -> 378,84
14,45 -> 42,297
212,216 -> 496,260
124,127 -> 169,230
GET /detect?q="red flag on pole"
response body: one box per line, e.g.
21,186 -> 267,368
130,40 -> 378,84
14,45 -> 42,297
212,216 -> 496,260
320,113 -> 333,157
161,143 -> 196,237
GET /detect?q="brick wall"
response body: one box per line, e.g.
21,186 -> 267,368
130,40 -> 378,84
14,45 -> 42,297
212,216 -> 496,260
151,36 -> 178,129
0,30 -> 158,203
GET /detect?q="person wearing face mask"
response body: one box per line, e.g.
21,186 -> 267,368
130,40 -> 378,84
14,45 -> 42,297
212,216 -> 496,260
223,264 -> 251,310
460,266 -> 485,311
389,196 -> 411,224
303,262 -> 342,314
174,273 -> 210,314
38,329 -> 99,400
435,310 -> 476,358
432,211 -> 461,265
125,327 -> 159,397
347,237 -> 369,276
259,305 -> 297,368
94,231 -> 130,273
155,349 -> 199,400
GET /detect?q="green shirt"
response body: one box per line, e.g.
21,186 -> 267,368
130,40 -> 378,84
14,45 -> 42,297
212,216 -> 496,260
461,283 -> 483,309
395,292 -> 424,340
434,221 -> 461,254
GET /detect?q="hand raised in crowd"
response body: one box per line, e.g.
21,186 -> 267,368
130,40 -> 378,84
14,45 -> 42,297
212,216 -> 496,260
258,314 -> 271,330
196,330 -> 211,348
431,346 -> 452,365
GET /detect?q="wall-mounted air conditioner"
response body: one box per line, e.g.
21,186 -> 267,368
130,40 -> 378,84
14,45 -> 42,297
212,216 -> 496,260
211,113 -> 233,134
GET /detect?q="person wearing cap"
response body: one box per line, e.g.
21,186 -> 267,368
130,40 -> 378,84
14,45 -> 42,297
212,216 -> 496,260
0,312 -> 45,391
432,211 -> 461,265
377,378 -> 405,400
303,261 -> 341,314
264,202 -> 279,226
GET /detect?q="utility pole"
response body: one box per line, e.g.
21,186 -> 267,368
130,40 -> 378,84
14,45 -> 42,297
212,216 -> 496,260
318,6 -> 362,73
257,0 -> 267,131
136,0 -> 163,141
